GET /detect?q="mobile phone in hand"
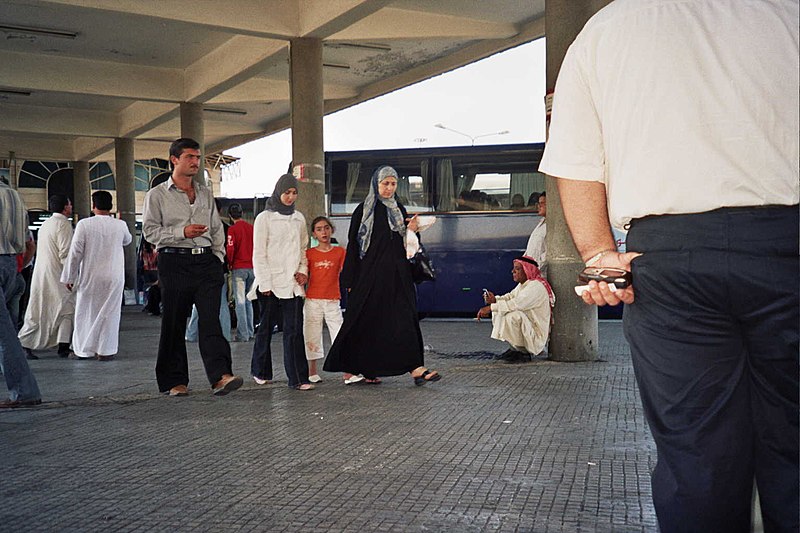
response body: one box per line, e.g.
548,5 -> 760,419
577,267 -> 632,289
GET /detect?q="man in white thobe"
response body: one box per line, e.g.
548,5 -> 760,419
18,194 -> 75,358
524,191 -> 547,277
61,191 -> 132,360
477,256 -> 554,363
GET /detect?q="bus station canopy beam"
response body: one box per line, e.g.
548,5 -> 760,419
0,0 -> 545,162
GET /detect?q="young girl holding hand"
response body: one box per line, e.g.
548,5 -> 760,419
303,217 -> 363,385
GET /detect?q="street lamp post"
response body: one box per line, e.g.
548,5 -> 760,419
434,123 -> 510,145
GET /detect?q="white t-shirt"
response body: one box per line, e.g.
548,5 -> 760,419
539,0 -> 799,230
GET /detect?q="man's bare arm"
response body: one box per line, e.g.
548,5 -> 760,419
554,177 -> 639,305
555,179 -> 616,260
22,238 -> 36,268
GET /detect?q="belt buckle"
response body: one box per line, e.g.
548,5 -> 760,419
191,248 -> 203,255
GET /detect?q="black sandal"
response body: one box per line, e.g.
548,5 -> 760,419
413,369 -> 441,386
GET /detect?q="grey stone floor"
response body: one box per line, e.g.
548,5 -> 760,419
0,308 -> 657,532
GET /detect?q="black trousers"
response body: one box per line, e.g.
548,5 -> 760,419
155,253 -> 232,392
623,205 -> 798,533
250,294 -> 308,388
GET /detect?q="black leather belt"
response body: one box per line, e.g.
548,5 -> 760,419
159,246 -> 212,255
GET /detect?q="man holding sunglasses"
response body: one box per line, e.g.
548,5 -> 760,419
539,2 -> 798,532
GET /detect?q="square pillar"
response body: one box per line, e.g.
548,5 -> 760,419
72,160 -> 91,221
180,102 -> 206,186
544,0 -> 611,362
114,137 -> 137,291
289,38 -> 326,225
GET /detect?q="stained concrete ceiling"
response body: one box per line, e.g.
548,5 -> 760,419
0,0 -> 545,162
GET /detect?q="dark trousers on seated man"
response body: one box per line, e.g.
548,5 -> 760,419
624,205 -> 799,533
156,251 -> 233,392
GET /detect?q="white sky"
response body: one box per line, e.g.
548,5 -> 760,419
221,38 -> 546,198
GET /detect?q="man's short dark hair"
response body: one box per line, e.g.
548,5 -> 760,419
92,190 -> 113,211
228,203 -> 243,219
169,138 -> 200,164
48,194 -> 69,214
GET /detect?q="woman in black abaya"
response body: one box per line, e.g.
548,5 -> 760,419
323,165 -> 441,386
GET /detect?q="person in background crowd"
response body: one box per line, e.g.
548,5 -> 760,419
6,229 -> 35,336
510,193 -> 526,210
226,202 -> 255,342
0,177 -> 42,408
138,237 -> 161,316
524,191 -> 547,277
527,191 -> 541,210
477,256 -> 553,363
18,194 -> 75,359
185,199 -> 232,343
61,191 -> 132,361
249,174 -> 312,390
540,2 -> 798,530
142,137 -> 242,397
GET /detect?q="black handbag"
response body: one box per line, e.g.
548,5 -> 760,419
409,243 -> 436,284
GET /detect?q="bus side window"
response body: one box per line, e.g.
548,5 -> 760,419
400,175 -> 431,213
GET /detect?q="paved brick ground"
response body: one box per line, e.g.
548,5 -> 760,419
0,308 -> 658,532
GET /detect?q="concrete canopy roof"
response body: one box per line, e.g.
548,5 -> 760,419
0,0 -> 545,162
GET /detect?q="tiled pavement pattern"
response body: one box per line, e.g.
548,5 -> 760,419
1,309 -> 658,532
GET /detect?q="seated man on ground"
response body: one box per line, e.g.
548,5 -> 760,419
477,256 -> 554,362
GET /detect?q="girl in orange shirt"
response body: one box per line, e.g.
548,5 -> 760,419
303,216 -> 363,384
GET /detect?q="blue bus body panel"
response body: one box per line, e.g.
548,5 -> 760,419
332,212 -> 536,315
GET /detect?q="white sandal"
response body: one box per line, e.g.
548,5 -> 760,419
344,374 -> 365,385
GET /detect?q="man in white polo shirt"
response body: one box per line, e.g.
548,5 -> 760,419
539,2 -> 799,532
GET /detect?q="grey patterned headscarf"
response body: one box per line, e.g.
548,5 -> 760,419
357,165 -> 406,258
265,173 -> 298,215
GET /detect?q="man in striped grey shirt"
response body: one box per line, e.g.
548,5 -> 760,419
0,178 -> 42,408
142,138 -> 242,397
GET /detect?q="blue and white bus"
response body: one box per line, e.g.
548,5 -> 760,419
325,143 -> 546,316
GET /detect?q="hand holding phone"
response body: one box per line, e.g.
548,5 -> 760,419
577,267 -> 631,288
574,251 -> 641,306
482,288 -> 495,304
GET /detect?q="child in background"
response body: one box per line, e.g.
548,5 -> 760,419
304,217 -> 363,384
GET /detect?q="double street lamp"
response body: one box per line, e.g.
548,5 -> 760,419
434,123 -> 510,145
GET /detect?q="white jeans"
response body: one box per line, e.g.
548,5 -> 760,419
303,298 -> 343,361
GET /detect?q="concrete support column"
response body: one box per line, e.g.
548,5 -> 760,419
115,137 -> 137,291
73,160 -> 91,221
180,102 -> 205,186
289,38 -> 325,225
545,0 -> 610,362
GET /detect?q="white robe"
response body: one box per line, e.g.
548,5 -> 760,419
18,213 -> 75,350
490,279 -> 552,355
524,218 -> 547,277
60,215 -> 132,357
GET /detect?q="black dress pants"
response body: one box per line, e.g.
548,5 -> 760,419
250,293 -> 308,388
623,205 -> 798,533
156,253 -> 232,391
